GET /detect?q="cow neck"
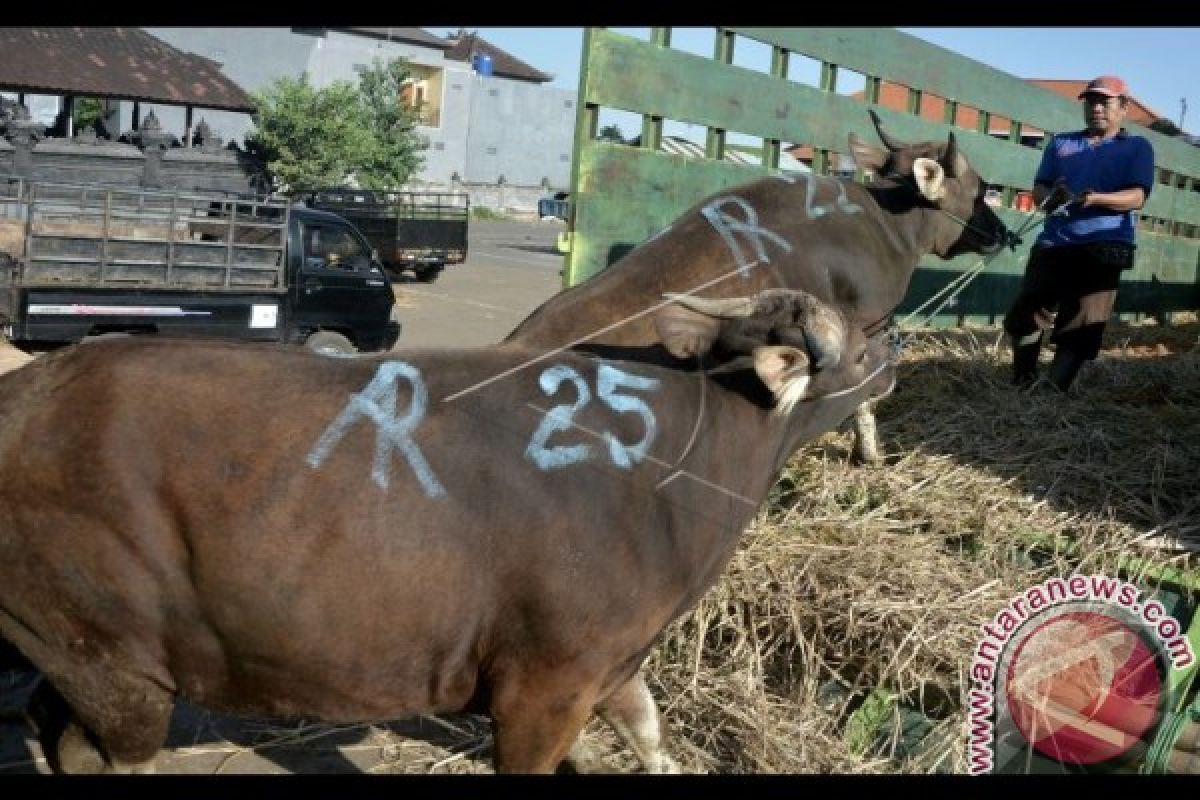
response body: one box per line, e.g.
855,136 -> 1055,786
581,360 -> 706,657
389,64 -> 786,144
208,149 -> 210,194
863,181 -> 936,262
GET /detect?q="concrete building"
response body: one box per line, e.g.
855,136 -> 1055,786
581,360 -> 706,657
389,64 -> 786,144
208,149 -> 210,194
140,27 -> 577,205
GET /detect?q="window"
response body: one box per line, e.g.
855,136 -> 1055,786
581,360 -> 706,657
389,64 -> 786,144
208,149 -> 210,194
400,79 -> 439,126
304,225 -> 366,270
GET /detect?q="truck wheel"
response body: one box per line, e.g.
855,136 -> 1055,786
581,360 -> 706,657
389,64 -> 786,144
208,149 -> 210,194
414,265 -> 442,283
305,331 -> 357,357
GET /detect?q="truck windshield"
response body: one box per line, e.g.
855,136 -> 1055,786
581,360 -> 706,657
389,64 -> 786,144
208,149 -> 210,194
304,224 -> 367,270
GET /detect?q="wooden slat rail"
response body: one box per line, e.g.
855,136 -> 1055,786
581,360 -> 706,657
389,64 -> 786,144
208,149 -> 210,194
15,181 -> 289,292
565,27 -> 1200,323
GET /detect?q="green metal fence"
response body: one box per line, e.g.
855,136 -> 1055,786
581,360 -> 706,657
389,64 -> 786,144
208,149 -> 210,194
561,26 -> 1200,772
562,27 -> 1200,326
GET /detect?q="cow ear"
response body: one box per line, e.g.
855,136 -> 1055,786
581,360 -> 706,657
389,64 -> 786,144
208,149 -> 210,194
753,345 -> 811,409
848,132 -> 888,174
912,157 -> 946,203
654,303 -> 722,359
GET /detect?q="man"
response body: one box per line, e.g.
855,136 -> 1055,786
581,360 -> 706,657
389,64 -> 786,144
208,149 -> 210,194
1003,75 -> 1155,392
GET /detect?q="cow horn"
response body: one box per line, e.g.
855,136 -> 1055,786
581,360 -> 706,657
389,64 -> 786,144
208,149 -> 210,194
868,108 -> 909,152
802,317 -> 845,370
668,290 -> 847,369
942,132 -> 968,179
775,301 -> 846,370
664,293 -> 758,319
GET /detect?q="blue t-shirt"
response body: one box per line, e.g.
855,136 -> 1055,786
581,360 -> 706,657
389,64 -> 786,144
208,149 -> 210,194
1034,129 -> 1155,248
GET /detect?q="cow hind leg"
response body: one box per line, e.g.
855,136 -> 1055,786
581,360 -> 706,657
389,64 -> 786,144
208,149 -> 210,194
563,671 -> 681,774
29,668 -> 171,774
596,672 -> 680,773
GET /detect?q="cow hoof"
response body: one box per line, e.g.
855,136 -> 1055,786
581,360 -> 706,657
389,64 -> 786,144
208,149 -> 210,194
851,448 -> 884,466
562,741 -> 613,774
641,751 -> 682,774
110,758 -> 157,775
55,728 -> 108,775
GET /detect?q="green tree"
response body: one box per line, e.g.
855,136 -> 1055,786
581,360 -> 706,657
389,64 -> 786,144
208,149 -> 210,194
245,58 -> 428,193
598,124 -> 628,144
354,57 -> 428,189
71,97 -> 105,132
245,75 -> 374,192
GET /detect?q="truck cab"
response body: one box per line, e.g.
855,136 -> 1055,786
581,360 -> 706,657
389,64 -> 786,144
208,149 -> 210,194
288,208 -> 400,354
298,188 -> 469,284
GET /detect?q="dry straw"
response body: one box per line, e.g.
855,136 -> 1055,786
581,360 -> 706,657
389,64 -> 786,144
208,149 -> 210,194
636,315 -> 1200,773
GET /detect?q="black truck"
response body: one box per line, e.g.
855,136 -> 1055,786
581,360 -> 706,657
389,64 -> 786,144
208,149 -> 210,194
0,179 -> 400,355
298,188 -> 469,283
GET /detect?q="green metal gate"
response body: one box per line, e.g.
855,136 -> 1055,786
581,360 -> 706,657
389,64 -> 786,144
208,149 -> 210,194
561,27 -> 1200,325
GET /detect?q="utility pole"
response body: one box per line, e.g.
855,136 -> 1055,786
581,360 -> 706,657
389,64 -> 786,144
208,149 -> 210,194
1180,97 -> 1188,132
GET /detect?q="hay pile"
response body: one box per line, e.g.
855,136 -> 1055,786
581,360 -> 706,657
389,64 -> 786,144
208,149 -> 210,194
628,315 -> 1200,774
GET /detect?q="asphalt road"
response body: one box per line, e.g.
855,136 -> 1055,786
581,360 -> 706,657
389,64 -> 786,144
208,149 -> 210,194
390,219 -> 566,348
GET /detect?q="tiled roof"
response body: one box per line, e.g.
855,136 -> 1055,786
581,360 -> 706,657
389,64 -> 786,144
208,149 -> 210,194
0,27 -> 255,112
339,27 -> 450,50
1027,79 -> 1160,125
443,31 -> 551,84
788,78 -> 1162,161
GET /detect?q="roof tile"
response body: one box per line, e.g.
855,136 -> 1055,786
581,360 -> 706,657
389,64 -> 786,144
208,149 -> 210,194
443,31 -> 551,84
0,27 -> 255,112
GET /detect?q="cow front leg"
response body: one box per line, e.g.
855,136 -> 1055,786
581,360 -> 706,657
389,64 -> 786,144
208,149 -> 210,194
490,676 -> 598,774
26,679 -> 106,774
596,672 -> 681,774
28,665 -> 172,774
850,400 -> 882,465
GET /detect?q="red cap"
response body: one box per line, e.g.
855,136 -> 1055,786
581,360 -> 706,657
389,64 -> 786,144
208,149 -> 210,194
1078,75 -> 1129,99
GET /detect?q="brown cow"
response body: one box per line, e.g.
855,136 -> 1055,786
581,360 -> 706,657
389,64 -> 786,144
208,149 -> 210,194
0,288 -> 892,774
507,111 -> 1009,464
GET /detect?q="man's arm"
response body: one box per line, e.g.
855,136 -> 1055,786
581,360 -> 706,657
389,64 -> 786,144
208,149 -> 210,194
1079,187 -> 1146,212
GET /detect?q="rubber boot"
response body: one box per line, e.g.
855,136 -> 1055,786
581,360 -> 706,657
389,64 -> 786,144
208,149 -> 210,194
1011,338 -> 1042,388
1047,348 -> 1086,393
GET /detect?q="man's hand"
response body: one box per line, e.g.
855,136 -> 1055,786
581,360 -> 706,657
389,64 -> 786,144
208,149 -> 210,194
1044,179 -> 1073,213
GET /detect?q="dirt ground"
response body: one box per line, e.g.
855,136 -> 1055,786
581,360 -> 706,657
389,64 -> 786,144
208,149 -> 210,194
0,341 -> 32,375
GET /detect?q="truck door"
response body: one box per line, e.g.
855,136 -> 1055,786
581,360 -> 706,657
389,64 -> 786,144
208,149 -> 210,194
291,219 -> 393,343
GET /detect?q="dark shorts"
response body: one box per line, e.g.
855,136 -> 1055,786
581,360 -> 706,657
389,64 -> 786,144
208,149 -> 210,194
1002,242 -> 1132,360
